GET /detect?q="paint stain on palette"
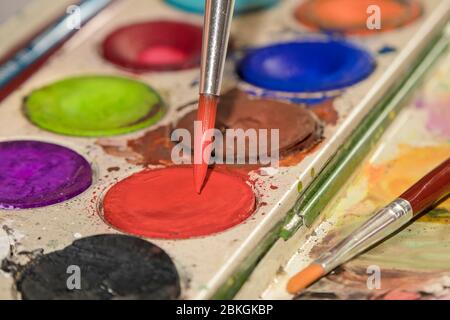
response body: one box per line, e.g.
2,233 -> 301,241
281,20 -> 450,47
6,235 -> 180,300
364,145 -> 450,218
295,267 -> 449,300
98,89 -> 324,167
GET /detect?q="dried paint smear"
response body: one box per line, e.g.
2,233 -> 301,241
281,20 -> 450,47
275,51 -> 450,301
97,89 -> 330,169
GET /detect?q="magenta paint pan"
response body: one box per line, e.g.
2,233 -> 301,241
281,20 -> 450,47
102,20 -> 203,72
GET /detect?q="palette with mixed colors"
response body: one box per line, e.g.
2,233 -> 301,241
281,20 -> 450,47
0,0 -> 449,299
239,39 -> 450,300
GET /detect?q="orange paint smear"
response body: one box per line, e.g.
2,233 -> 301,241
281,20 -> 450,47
310,99 -> 339,126
365,144 -> 450,222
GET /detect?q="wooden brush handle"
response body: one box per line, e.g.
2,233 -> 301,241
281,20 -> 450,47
400,157 -> 450,215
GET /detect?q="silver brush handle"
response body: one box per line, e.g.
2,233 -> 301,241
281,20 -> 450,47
316,198 -> 413,273
200,0 -> 235,96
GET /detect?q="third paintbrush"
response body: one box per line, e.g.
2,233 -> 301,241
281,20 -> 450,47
287,157 -> 450,295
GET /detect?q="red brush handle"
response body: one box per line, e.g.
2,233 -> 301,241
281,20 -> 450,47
400,157 -> 450,215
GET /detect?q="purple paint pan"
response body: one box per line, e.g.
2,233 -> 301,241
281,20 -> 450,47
0,140 -> 93,209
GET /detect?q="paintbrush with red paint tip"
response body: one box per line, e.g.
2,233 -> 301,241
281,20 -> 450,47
194,0 -> 235,194
287,157 -> 450,295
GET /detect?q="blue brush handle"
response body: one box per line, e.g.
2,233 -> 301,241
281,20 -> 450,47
0,0 -> 111,90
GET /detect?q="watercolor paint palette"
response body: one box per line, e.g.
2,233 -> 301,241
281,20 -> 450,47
241,43 -> 450,300
0,0 -> 449,299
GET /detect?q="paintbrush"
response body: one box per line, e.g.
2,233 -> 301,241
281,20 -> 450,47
194,0 -> 235,193
287,157 -> 450,295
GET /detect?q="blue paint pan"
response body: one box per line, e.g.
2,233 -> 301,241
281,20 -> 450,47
237,40 -> 376,94
165,0 -> 278,14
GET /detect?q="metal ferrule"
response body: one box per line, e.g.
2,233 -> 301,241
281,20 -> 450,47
316,198 -> 413,273
200,0 -> 235,96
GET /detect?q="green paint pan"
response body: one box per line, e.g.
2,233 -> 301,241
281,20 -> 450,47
24,75 -> 165,137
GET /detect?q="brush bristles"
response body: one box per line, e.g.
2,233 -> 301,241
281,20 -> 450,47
194,94 -> 218,194
286,263 -> 325,295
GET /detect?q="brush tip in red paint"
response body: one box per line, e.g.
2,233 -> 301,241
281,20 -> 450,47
194,94 -> 218,194
194,164 -> 208,194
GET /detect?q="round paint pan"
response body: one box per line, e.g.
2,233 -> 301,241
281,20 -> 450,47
0,140 -> 92,209
102,20 -> 203,72
175,89 -> 323,160
101,166 -> 256,239
16,234 -> 181,300
165,0 -> 279,14
24,75 -> 165,137
295,0 -> 422,35
237,39 -> 376,100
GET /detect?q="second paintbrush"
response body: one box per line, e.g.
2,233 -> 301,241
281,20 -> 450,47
287,157 -> 450,295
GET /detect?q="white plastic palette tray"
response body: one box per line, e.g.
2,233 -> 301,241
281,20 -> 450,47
0,0 -> 449,299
